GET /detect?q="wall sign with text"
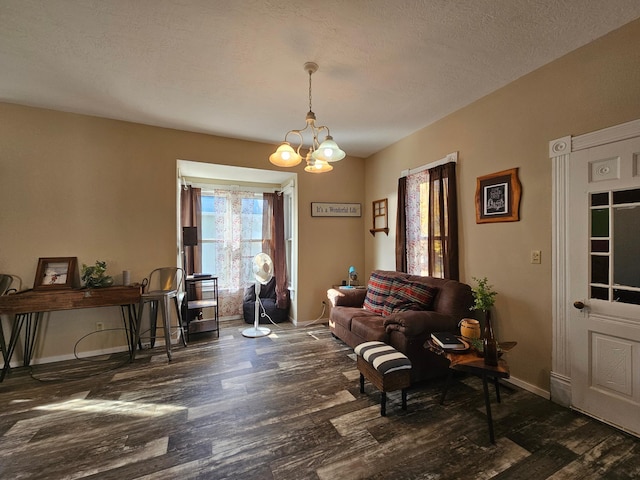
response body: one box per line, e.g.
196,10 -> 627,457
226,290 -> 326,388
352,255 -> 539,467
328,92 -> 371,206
311,202 -> 362,217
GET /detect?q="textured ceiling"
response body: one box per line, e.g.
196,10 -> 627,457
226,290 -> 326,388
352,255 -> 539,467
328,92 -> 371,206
2,1 -> 640,159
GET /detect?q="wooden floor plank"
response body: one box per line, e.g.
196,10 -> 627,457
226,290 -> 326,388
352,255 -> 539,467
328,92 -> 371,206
1,319 -> 639,479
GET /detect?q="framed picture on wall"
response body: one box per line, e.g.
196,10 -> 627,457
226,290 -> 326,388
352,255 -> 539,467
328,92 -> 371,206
33,257 -> 78,290
475,168 -> 522,223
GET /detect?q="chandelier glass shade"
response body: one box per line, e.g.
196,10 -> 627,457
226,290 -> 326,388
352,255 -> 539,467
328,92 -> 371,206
303,153 -> 333,173
268,142 -> 301,167
269,62 -> 345,172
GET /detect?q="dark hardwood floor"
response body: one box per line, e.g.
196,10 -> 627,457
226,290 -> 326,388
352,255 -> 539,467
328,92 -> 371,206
1,319 -> 639,479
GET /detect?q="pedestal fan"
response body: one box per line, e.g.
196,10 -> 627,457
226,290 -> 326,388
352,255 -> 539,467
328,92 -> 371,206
242,253 -> 274,338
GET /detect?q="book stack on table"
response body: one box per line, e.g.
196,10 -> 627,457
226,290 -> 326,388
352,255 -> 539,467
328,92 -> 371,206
431,332 -> 468,350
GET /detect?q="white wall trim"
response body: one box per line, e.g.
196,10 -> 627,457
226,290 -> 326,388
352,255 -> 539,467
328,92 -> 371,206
572,118 -> 640,152
550,372 -> 572,407
504,375 -> 550,400
549,119 -> 640,408
550,138 -> 571,406
400,151 -> 458,177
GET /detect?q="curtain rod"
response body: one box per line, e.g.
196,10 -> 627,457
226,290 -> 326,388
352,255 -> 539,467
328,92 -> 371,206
400,151 -> 458,178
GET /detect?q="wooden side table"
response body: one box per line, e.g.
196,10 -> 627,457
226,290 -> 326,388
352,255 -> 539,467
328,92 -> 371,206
427,340 -> 516,444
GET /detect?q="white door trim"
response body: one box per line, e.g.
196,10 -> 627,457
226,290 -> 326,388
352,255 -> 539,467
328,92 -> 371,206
549,118 -> 640,407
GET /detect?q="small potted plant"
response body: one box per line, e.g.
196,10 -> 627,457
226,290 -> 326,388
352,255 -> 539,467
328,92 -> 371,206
470,276 -> 499,366
81,260 -> 114,288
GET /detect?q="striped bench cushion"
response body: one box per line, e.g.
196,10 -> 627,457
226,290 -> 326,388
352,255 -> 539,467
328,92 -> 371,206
354,341 -> 412,375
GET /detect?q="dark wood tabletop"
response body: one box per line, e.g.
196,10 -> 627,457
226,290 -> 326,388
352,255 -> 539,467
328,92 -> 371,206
426,339 -> 517,379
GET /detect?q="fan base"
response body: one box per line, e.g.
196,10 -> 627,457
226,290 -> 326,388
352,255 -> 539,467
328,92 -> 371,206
242,326 -> 271,338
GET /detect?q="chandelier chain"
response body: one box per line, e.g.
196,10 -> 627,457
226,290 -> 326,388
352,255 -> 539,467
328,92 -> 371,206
308,69 -> 313,112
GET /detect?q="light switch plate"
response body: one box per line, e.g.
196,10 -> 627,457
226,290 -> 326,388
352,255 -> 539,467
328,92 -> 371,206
531,250 -> 542,264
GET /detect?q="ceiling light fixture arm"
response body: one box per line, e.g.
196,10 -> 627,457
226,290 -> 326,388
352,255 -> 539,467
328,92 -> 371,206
269,61 -> 345,172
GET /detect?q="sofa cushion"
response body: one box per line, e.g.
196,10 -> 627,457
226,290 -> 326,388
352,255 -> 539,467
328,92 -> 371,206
363,271 -> 395,314
330,306 -> 374,331
382,280 -> 437,315
350,316 -> 387,343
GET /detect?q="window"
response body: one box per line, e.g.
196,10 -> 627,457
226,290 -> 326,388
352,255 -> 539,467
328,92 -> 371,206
200,189 -> 264,291
400,159 -> 458,280
282,180 -> 295,299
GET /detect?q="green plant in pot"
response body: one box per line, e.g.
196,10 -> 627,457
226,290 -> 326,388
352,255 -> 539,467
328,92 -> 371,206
81,260 -> 114,288
470,276 -> 499,366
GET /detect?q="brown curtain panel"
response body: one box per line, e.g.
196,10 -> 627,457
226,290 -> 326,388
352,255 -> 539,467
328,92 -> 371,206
180,186 -> 202,275
263,192 -> 288,309
262,194 -> 274,260
427,162 -> 459,280
395,176 -> 407,272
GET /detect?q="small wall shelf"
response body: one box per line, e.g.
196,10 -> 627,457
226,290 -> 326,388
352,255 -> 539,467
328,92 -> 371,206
370,198 -> 389,236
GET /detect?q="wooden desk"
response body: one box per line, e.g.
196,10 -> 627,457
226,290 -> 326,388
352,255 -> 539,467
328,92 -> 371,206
0,286 -> 141,381
427,340 -> 516,444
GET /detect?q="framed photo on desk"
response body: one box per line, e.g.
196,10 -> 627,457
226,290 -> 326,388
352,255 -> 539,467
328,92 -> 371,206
33,257 -> 78,290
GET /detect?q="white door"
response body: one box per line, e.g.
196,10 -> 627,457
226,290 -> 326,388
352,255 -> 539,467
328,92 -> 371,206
569,135 -> 640,435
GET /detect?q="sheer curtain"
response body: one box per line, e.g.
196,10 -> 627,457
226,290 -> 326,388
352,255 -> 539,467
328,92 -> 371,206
397,161 -> 459,280
204,189 -> 263,318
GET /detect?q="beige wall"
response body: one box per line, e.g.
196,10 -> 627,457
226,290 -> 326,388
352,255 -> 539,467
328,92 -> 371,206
0,105 -> 365,362
2,19 -> 639,389
365,19 -> 640,392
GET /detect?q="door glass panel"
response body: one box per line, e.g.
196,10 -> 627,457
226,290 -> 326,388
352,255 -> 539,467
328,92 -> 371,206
590,189 -> 640,305
591,286 -> 608,300
613,206 -> 640,288
591,192 -> 609,206
591,209 -> 608,237
590,239 -> 609,253
613,289 -> 640,305
613,188 -> 640,205
591,256 -> 609,285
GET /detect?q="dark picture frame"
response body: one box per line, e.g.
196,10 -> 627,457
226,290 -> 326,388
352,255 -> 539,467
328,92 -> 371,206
475,168 -> 522,223
33,257 -> 78,290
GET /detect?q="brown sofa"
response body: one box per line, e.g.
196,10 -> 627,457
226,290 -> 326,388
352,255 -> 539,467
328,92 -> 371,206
328,270 -> 474,383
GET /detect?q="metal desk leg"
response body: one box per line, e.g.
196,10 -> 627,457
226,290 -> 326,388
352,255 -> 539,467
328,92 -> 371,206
120,304 -> 138,360
133,301 -> 144,362
22,312 -> 40,368
0,319 -> 7,373
482,373 -> 496,444
1,312 -> 40,382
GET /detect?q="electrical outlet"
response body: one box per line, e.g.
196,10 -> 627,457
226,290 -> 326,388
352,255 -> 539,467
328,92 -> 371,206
95,322 -> 104,331
531,250 -> 542,264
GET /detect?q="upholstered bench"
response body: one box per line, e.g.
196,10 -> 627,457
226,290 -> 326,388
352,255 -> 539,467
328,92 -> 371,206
354,341 -> 412,416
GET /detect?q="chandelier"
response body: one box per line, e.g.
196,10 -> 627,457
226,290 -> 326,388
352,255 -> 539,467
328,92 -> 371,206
269,62 -> 345,173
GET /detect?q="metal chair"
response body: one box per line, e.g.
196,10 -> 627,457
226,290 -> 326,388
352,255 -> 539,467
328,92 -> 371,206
134,267 -> 187,361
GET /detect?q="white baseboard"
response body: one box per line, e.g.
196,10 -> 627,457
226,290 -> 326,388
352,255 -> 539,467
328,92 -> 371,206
18,344 -> 131,367
549,371 -> 571,407
504,375 -> 551,400
295,317 -> 329,327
